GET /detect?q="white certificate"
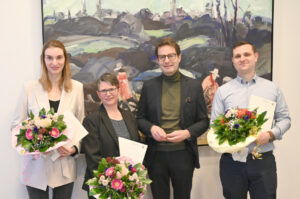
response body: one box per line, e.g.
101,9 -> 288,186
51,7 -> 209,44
63,110 -> 89,146
249,95 -> 276,131
51,110 -> 89,161
118,137 -> 148,163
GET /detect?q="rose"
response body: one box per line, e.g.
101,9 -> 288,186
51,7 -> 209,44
121,165 -> 129,176
220,117 -> 226,125
35,117 -> 52,128
106,157 -> 112,163
131,167 -> 137,173
129,175 -> 134,181
116,171 -> 122,179
111,179 -> 123,190
132,173 -> 138,181
102,179 -> 109,186
120,185 -> 125,193
25,129 -> 34,140
52,115 -> 58,122
237,108 -> 248,118
49,127 -> 60,138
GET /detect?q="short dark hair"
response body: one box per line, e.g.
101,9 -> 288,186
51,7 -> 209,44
155,37 -> 181,57
97,72 -> 119,88
233,41 -> 257,53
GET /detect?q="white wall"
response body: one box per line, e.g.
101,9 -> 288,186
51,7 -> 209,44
0,1 -> 42,198
1,0 -> 299,198
273,1 -> 300,198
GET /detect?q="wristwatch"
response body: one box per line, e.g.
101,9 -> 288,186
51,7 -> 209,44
267,131 -> 275,142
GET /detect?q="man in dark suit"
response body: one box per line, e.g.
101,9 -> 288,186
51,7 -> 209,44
137,37 -> 209,199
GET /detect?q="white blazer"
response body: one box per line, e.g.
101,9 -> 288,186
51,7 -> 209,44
11,79 -> 85,190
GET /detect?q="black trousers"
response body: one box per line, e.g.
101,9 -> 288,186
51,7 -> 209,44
26,182 -> 74,199
220,152 -> 277,199
148,149 -> 194,199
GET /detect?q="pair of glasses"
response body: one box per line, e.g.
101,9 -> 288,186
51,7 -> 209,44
157,53 -> 177,61
98,88 -> 117,94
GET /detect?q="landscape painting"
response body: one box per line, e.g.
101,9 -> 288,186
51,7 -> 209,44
42,0 -> 273,145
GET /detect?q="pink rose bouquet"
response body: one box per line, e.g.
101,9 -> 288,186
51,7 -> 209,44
12,108 -> 69,154
87,157 -> 152,199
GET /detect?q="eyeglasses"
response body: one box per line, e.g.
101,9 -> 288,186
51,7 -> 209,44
98,88 -> 117,94
157,53 -> 178,62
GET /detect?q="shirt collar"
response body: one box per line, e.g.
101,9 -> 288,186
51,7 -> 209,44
236,74 -> 258,85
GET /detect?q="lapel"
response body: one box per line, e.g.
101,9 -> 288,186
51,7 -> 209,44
57,87 -> 72,114
180,75 -> 190,119
99,105 -> 119,146
34,81 -> 50,112
121,109 -> 138,141
155,76 -> 163,124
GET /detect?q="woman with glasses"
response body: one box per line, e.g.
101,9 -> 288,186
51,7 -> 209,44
11,40 -> 85,199
81,72 -> 140,198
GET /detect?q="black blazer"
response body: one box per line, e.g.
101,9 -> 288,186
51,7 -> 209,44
137,73 -> 209,168
81,105 -> 140,190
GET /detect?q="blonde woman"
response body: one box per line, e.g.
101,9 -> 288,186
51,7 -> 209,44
11,40 -> 85,199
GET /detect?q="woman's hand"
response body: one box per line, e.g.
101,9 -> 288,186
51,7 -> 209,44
57,146 -> 76,158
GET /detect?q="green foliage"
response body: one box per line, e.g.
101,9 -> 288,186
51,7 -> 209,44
30,111 -> 34,120
39,108 -> 47,117
48,107 -> 55,115
98,158 -> 108,173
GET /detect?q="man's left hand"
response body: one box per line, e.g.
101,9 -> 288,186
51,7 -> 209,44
166,130 -> 191,143
256,131 -> 271,146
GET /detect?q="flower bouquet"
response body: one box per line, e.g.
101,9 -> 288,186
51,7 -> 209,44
12,108 -> 72,154
207,107 -> 267,154
86,156 -> 152,199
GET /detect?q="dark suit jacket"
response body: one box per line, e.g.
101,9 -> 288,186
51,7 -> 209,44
81,105 -> 140,190
137,73 -> 209,168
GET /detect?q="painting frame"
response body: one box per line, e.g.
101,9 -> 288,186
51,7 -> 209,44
42,0 -> 274,146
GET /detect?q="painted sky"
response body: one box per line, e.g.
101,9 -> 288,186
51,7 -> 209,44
43,0 -> 273,19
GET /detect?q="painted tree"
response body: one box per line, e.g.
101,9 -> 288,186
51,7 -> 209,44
215,0 -> 238,46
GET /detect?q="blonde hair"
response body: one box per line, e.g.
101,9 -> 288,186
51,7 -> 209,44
39,40 -> 72,92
